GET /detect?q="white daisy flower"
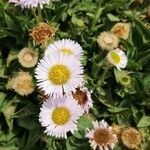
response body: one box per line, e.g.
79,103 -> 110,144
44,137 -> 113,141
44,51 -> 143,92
107,48 -> 127,70
39,96 -> 84,139
9,0 -> 49,8
86,120 -> 118,150
35,53 -> 83,97
71,86 -> 93,113
45,39 -> 83,59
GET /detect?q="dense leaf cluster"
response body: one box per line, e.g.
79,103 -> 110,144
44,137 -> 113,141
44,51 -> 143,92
0,0 -> 150,149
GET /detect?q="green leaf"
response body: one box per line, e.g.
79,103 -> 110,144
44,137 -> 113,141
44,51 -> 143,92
108,107 -> 129,113
74,114 -> 95,139
17,116 -> 39,130
3,10 -> 22,31
117,110 -> 132,125
0,129 -> 16,143
1,101 -> 16,130
6,51 -> 18,67
0,92 -> 6,109
14,102 -> 38,118
133,18 -> 150,43
107,13 -> 120,22
0,142 -> 19,150
46,137 -> 57,150
137,116 -> 150,128
0,59 -> 7,78
0,29 -> 10,39
24,128 -> 41,150
77,113 -> 95,129
66,137 -> 90,150
143,74 -> 150,90
92,7 -> 103,27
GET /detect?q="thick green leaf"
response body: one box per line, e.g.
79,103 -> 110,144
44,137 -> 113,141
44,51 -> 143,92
108,107 -> 129,113
133,18 -> 150,43
3,10 -> 22,31
0,92 -> 6,109
66,137 -> 90,150
107,13 -> 120,22
1,100 -> 16,130
137,116 -> 150,128
73,114 -> 95,139
6,51 -> 18,67
17,116 -> 39,130
24,128 -> 41,150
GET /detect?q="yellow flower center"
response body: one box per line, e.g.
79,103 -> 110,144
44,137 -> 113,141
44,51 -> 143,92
93,128 -> 111,146
48,65 -> 71,85
24,53 -> 33,62
104,36 -> 113,44
60,48 -> 73,55
52,107 -> 71,125
110,51 -> 121,64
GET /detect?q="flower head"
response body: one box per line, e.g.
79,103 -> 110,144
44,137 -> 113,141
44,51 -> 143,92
111,124 -> 123,139
86,120 -> 118,150
35,53 -> 83,97
18,47 -> 38,68
121,127 -> 142,149
45,39 -> 83,59
71,86 -> 93,113
107,48 -> 127,70
114,70 -> 131,86
12,71 -> 35,96
10,0 -> 49,8
39,96 -> 83,138
111,23 -> 130,40
30,22 -> 55,44
97,32 -> 119,51
9,0 -> 19,4
6,77 -> 16,90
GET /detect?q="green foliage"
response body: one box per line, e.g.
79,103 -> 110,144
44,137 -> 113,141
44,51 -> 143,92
0,0 -> 150,149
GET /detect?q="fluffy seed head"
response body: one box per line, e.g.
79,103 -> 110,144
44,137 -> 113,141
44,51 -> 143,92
111,124 -> 123,138
12,71 -> 35,96
111,23 -> 130,40
121,127 -> 142,149
97,32 -> 119,51
18,47 -> 38,68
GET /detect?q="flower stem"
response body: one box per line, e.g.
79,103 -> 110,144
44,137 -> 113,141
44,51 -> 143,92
99,63 -> 110,85
31,8 -> 38,23
37,5 -> 42,22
